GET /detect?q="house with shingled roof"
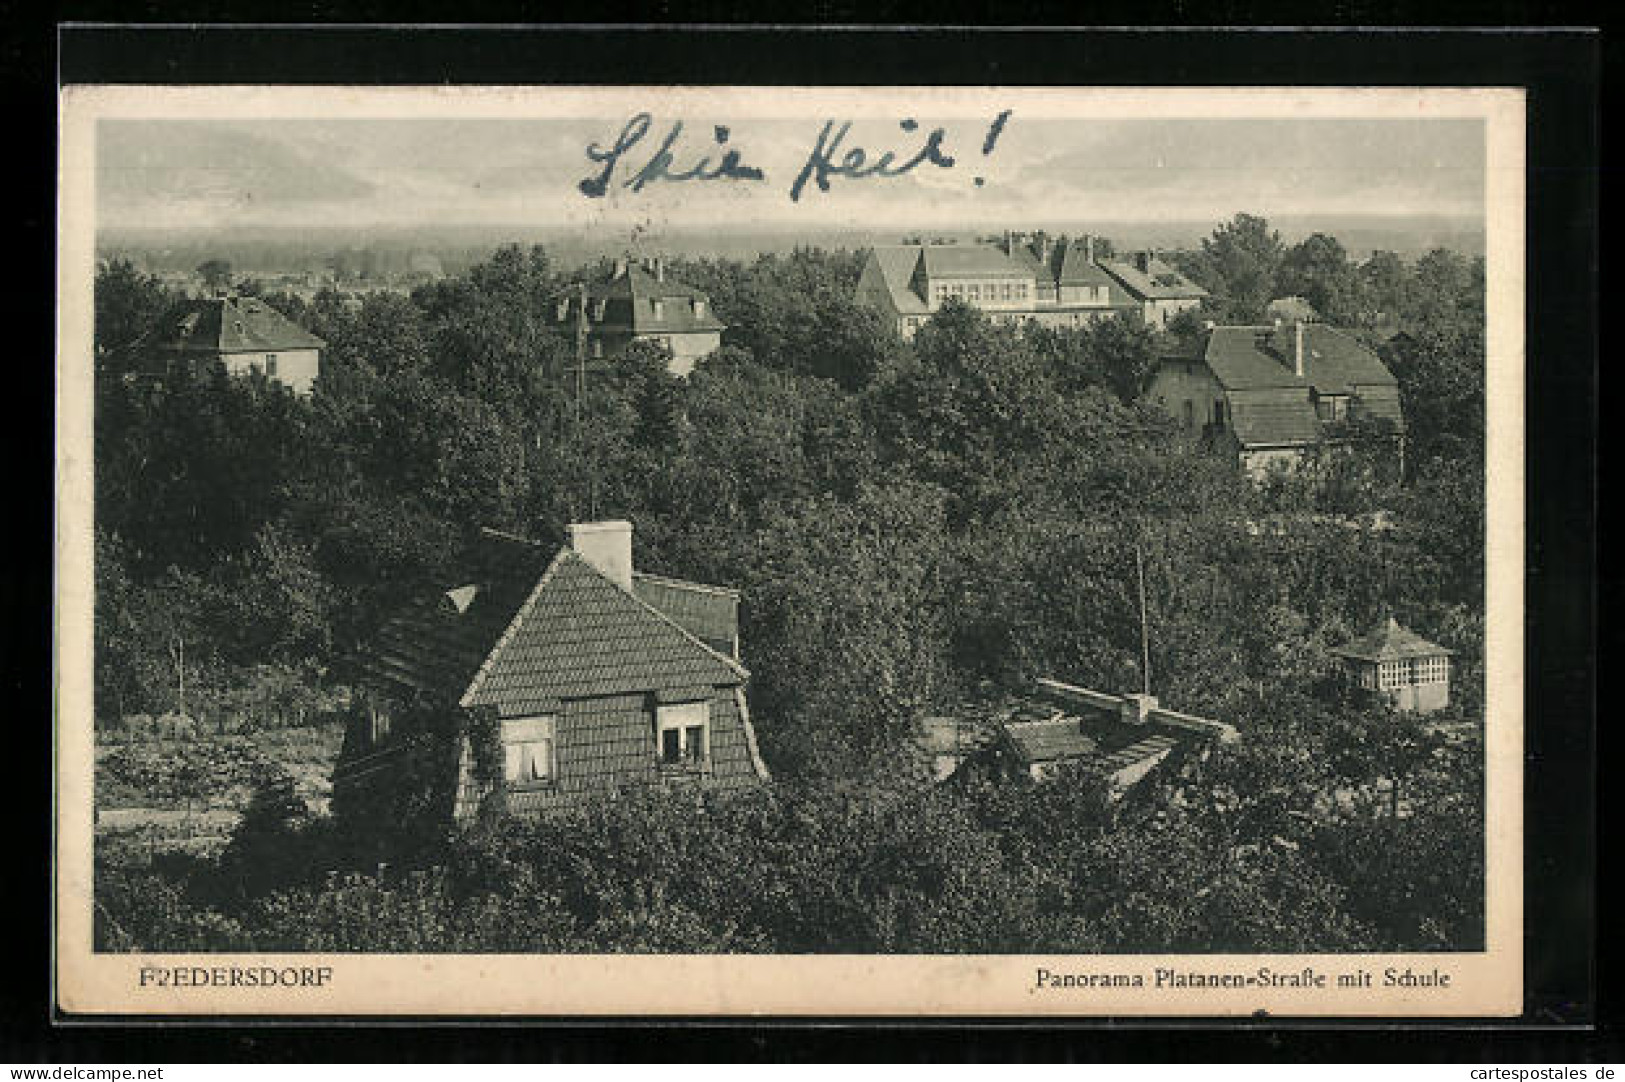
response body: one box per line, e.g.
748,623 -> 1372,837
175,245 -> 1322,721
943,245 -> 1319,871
333,520 -> 769,829
551,256 -> 725,377
1149,320 -> 1405,479
958,678 -> 1238,798
135,292 -> 326,395
1333,616 -> 1453,715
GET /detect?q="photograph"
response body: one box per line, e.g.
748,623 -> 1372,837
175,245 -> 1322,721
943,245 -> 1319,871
54,83 -> 1524,1016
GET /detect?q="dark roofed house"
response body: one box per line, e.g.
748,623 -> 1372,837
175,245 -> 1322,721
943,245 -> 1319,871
973,678 -> 1237,797
137,292 -> 325,395
552,256 -> 725,376
333,520 -> 768,831
1332,616 -> 1453,715
1148,319 -> 1405,480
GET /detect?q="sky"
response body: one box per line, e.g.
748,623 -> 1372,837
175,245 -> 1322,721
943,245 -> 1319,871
95,112 -> 1486,238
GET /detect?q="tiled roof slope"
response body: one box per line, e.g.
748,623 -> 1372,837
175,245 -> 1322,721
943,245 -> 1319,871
147,295 -> 325,354
632,573 -> 739,658
1227,390 -> 1323,450
461,549 -> 746,716
1101,254 -> 1209,300
1333,617 -> 1452,663
920,245 -> 1032,279
455,687 -> 763,819
858,247 -> 930,314
354,530 -> 551,700
1205,325 -> 1398,395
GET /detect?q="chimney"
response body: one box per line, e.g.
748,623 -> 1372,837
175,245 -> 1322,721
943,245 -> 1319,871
1292,320 -> 1305,378
1120,692 -> 1159,726
567,520 -> 634,591
655,256 -> 665,282
1084,234 -> 1094,263
1002,228 -> 1013,254
613,257 -> 627,279
1137,250 -> 1153,273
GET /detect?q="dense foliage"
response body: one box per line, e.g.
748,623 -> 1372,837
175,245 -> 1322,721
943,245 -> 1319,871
92,217 -> 1489,953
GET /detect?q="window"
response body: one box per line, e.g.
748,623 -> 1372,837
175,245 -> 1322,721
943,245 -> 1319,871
652,299 -> 665,320
1378,660 -> 1408,691
1413,656 -> 1449,685
657,700 -> 710,769
501,716 -> 556,786
264,354 -> 278,378
967,283 -> 981,302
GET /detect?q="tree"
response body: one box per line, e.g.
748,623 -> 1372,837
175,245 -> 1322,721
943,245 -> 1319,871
1358,250 -> 1412,328
1278,233 -> 1363,325
1192,213 -> 1285,321
196,259 -> 233,289
95,258 -> 173,362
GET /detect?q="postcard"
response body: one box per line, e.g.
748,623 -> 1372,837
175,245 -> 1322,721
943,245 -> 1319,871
56,83 -> 1524,1016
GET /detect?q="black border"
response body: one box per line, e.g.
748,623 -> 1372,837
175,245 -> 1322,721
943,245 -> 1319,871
15,21 -> 1603,1062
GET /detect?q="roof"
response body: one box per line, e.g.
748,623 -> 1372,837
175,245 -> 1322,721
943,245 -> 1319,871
460,548 -> 745,716
631,573 -> 740,658
1101,254 -> 1209,301
860,246 -> 931,314
1332,617 -> 1453,663
356,530 -> 550,699
563,264 -> 727,335
1204,324 -> 1398,395
995,679 -> 1236,782
919,245 -> 1033,280
145,295 -> 326,354
1227,391 -> 1324,449
357,530 -> 746,712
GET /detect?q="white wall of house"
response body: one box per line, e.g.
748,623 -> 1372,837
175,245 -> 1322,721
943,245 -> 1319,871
640,330 -> 723,376
223,348 -> 321,396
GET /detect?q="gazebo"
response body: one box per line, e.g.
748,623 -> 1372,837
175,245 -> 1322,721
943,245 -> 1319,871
1332,616 -> 1453,714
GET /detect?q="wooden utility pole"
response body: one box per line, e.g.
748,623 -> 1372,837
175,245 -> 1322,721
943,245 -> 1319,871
1135,543 -> 1152,697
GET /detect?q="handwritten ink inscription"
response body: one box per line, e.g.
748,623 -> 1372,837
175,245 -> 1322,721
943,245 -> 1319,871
579,113 -> 766,198
577,111 -> 1012,203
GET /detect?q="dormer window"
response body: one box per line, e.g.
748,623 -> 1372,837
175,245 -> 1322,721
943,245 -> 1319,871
656,700 -> 709,769
502,716 -> 556,787
692,299 -> 706,319
652,299 -> 665,320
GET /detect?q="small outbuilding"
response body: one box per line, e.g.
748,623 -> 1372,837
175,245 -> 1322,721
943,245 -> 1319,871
1332,616 -> 1453,714
979,678 -> 1238,798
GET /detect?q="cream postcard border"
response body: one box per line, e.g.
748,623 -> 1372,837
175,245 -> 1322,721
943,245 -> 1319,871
55,85 -> 1525,1017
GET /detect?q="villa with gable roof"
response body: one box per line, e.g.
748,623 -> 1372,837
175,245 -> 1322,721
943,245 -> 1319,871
1149,319 -> 1406,479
